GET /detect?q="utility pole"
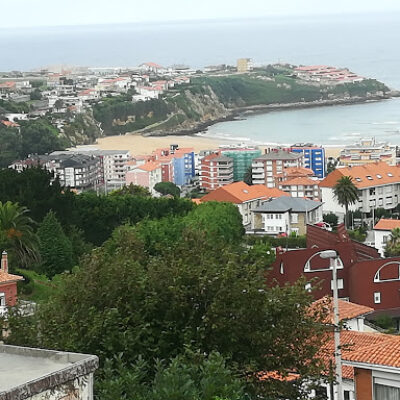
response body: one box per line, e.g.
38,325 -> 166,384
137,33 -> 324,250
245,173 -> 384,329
320,250 -> 343,400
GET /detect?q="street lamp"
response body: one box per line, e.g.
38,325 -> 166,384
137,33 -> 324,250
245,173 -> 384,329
320,250 -> 343,400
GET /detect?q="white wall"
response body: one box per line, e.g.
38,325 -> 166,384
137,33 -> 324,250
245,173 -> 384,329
374,229 -> 390,257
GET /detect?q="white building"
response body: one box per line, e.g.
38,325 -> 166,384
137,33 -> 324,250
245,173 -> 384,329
373,218 -> 400,256
320,162 -> 400,221
0,344 -> 98,399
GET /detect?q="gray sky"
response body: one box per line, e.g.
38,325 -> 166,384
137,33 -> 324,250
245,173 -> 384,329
2,0 -> 400,28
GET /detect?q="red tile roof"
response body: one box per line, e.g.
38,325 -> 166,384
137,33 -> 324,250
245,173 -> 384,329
311,297 -> 374,324
374,218 -> 400,231
200,182 -> 289,204
280,177 -> 319,187
137,162 -> 160,172
1,120 -> 20,128
319,162 -> 400,189
0,271 -> 23,284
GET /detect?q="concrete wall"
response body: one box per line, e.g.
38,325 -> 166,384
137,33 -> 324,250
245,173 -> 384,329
30,374 -> 94,400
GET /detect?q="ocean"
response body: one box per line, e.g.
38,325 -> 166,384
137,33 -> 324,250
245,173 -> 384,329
1,12 -> 400,145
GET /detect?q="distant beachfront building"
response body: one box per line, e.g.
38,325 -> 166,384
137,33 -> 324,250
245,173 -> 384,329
288,144 -> 326,179
252,149 -> 304,188
199,153 -> 234,191
339,137 -> 397,167
221,146 -> 261,182
126,162 -> 162,195
237,58 -> 252,73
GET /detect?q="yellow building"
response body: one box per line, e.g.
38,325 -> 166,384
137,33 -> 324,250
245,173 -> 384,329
237,58 -> 252,73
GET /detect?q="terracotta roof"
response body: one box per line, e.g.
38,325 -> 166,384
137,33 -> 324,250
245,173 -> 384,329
321,330 -> 400,372
200,182 -> 289,204
1,120 -> 20,128
137,162 -> 160,172
319,162 -> 400,189
258,371 -> 299,382
280,177 -> 319,187
278,166 -> 315,177
192,198 -> 202,205
0,271 -> 23,284
374,218 -> 400,231
311,297 -> 374,324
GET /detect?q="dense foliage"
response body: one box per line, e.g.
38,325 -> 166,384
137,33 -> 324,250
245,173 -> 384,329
0,118 -> 68,167
3,202 -> 327,399
154,181 -> 181,197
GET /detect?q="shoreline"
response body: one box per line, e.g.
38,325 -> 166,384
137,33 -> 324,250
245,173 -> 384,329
139,93 -> 399,138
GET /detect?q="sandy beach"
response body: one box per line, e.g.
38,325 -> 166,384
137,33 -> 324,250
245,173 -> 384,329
95,133 -> 233,156
92,133 -> 343,159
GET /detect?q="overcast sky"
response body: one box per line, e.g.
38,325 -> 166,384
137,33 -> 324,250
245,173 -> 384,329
2,0 -> 400,28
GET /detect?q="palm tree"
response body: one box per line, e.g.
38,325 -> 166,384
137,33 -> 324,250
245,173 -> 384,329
385,227 -> 400,257
333,176 -> 359,228
0,201 -> 39,269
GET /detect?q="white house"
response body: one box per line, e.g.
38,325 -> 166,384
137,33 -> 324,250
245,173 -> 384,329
373,218 -> 400,256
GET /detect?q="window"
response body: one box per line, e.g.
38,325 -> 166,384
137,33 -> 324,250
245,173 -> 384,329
388,173 -> 394,177
374,292 -> 381,304
370,188 -> 376,196
387,196 -> 393,205
378,187 -> 384,194
367,175 -> 373,180
280,262 -> 284,274
355,177 -> 362,182
377,174 -> 382,179
331,279 -> 344,290
374,384 -> 400,400
383,235 -> 389,244
344,391 -> 351,400
0,293 -> 5,307
291,213 -> 298,223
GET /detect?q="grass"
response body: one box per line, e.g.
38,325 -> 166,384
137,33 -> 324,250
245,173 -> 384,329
16,269 -> 62,303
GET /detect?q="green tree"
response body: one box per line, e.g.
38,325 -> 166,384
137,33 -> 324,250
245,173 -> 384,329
154,181 -> 181,197
323,212 -> 338,228
333,176 -> 359,228
4,204 -> 327,399
0,201 -> 39,269
385,227 -> 400,257
37,211 -> 73,278
243,166 -> 253,185
110,183 -> 151,197
29,88 -> 42,100
54,99 -> 64,111
0,126 -> 22,167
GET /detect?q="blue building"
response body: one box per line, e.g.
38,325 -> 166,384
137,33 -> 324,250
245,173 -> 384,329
172,148 -> 195,186
290,144 -> 326,178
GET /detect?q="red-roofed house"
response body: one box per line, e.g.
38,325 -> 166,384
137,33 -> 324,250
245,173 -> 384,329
200,181 -> 288,226
139,62 -> 165,74
320,162 -> 400,220
0,120 -> 20,128
125,162 -> 162,195
373,218 -> 400,256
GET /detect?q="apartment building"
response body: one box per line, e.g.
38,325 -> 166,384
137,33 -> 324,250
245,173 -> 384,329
373,218 -> 400,256
96,150 -> 131,191
339,137 -> 397,167
278,177 -> 321,201
126,162 -> 162,195
199,153 -> 234,191
252,150 -> 304,188
288,144 -> 326,178
221,146 -> 262,181
320,162 -> 400,218
237,58 -> 252,73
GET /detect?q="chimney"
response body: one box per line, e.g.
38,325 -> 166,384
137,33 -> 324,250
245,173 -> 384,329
1,251 -> 8,274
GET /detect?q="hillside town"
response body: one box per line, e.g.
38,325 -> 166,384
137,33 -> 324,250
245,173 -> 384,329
2,64 -> 400,400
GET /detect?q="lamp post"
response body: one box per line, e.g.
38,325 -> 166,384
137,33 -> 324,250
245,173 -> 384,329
320,250 -> 343,400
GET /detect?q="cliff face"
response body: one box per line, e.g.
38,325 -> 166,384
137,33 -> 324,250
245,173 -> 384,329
85,74 -> 393,139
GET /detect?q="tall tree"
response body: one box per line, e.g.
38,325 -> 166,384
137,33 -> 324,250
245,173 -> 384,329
333,176 -> 359,228
243,166 -> 253,185
37,211 -> 73,278
0,201 -> 39,269
154,181 -> 181,197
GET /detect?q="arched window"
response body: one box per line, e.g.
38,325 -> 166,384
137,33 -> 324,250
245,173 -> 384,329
374,262 -> 400,283
304,251 -> 344,272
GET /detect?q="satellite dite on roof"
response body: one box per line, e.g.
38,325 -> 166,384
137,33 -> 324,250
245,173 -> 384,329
0,344 -> 98,400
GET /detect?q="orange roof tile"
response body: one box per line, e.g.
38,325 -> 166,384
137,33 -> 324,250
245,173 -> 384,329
276,166 -> 315,177
137,162 -> 160,172
319,162 -> 400,189
374,218 -> 400,231
311,297 -> 374,325
1,120 -> 19,128
280,177 -> 319,187
192,198 -> 202,205
0,271 -> 23,284
200,182 -> 289,204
